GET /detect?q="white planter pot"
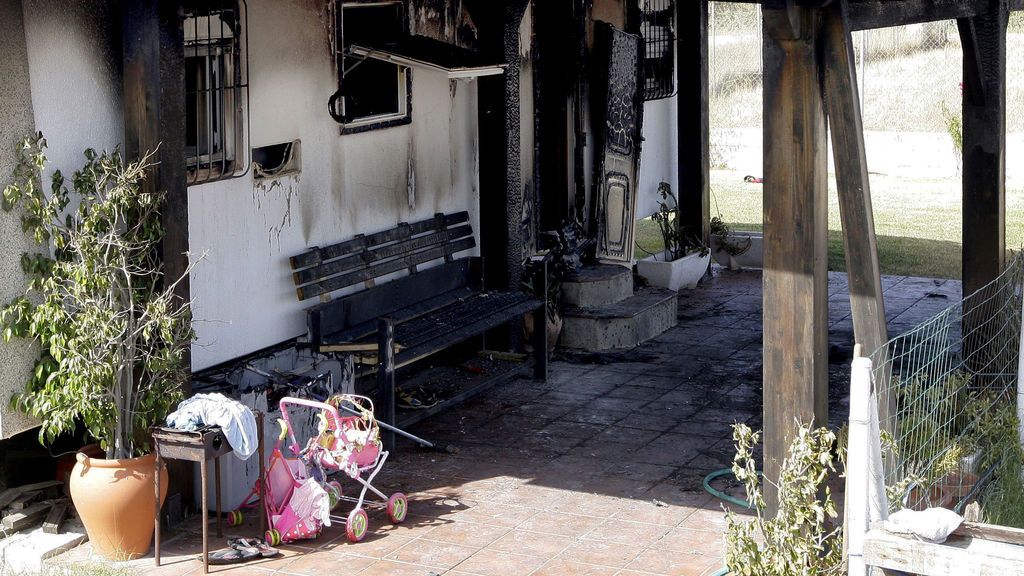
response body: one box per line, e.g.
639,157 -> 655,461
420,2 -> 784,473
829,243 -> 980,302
636,250 -> 710,291
711,232 -> 763,270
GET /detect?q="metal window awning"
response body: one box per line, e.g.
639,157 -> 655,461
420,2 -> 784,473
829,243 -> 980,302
347,35 -> 505,79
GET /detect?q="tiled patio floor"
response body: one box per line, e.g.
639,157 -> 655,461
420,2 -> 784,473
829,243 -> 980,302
49,268 -> 960,576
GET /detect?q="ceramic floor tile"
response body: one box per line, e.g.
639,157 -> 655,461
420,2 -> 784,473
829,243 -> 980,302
452,548 -> 547,576
624,547 -> 719,576
384,538 -> 479,570
486,529 -> 574,559
530,558 -> 619,576
420,519 -> 511,548
555,539 -> 642,569
277,550 -> 376,575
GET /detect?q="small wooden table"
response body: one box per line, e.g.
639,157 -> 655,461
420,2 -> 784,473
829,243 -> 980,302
152,412 -> 264,574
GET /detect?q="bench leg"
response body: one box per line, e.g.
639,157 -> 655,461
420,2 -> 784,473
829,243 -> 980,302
378,318 -> 397,450
532,261 -> 549,382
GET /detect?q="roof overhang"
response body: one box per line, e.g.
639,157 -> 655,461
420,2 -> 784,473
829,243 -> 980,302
347,36 -> 506,79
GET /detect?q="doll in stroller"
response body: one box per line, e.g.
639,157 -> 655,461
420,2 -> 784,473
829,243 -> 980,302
229,394 -> 408,544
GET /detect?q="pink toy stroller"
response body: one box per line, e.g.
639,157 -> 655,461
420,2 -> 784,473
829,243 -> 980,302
280,395 -> 407,543
228,413 -> 338,545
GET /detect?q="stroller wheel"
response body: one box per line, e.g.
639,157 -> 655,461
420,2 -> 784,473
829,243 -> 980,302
327,481 -> 343,510
228,509 -> 243,527
387,493 -> 408,524
265,529 -> 282,546
346,508 -> 369,542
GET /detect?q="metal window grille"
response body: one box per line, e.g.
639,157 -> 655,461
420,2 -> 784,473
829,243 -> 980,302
640,0 -> 675,100
184,0 -> 249,185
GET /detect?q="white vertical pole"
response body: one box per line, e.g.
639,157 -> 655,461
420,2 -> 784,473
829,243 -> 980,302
847,355 -> 873,576
1016,288 -> 1024,459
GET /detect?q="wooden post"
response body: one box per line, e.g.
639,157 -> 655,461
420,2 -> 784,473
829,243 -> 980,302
124,0 -> 192,528
677,0 -> 711,248
820,3 -> 891,425
960,6 -> 1007,300
123,0 -> 189,358
761,4 -> 830,514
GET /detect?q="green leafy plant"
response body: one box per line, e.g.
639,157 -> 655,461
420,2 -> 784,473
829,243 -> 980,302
967,392 -> 1024,528
0,133 -> 195,459
724,422 -> 843,576
650,182 -> 706,261
940,100 -> 963,174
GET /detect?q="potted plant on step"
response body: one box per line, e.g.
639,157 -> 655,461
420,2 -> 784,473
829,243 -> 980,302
1,134 -> 195,560
636,182 -> 710,290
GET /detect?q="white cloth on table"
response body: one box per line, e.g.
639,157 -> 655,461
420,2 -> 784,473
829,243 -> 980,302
165,393 -> 258,460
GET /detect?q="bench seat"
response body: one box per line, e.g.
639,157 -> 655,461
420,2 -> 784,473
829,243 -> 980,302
291,212 -> 548,447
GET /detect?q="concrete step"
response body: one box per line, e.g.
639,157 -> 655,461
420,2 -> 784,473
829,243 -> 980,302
559,287 -> 678,351
561,264 -> 634,308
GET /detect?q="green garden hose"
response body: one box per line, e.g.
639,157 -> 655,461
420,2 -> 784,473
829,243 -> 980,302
702,468 -> 758,576
702,468 -> 754,509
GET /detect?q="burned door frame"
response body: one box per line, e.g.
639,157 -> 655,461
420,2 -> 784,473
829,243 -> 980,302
590,22 -> 644,263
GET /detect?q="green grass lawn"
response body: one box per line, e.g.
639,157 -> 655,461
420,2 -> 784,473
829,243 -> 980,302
636,169 -> 1024,280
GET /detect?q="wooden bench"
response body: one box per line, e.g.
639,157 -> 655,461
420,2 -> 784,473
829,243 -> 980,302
290,211 -> 547,446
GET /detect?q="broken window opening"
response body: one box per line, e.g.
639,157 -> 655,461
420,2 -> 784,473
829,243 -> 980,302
332,1 -> 412,133
253,140 -> 301,179
185,0 -> 250,185
639,0 -> 675,101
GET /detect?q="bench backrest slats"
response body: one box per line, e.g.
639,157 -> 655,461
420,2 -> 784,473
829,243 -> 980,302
296,236 -> 475,301
290,211 -> 475,301
308,259 -> 474,343
292,224 -> 473,287
289,211 -> 469,270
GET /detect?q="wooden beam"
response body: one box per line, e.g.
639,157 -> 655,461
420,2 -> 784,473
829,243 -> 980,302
123,0 -> 190,364
820,4 -> 889,384
761,3 -> 830,515
677,0 -> 711,247
848,0 -> 990,30
957,18 -> 988,105
961,4 -> 1007,301
864,528 -> 1024,574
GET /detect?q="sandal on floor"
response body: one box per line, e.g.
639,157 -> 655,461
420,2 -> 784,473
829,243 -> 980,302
228,537 -> 281,558
208,544 -> 260,565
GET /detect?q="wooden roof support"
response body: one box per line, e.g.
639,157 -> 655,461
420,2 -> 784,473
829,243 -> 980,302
676,0 -> 711,248
961,3 -> 1008,302
123,0 -> 190,355
761,2 -> 830,515
820,4 -> 890,410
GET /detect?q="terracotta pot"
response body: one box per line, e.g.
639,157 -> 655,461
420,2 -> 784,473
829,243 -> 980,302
70,451 -> 167,560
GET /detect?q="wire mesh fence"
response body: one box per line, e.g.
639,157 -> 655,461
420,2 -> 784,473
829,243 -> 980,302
708,6 -> 1024,174
867,253 -> 1024,526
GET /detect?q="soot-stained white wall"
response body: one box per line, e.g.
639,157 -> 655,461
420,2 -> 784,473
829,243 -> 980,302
187,0 -> 481,370
21,0 -> 123,178
637,96 -> 677,220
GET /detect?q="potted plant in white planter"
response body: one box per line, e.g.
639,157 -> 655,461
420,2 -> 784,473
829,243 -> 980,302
1,134 -> 195,560
710,216 -> 760,270
636,182 -> 710,290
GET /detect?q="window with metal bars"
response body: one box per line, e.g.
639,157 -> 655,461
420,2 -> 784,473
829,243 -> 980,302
184,0 -> 249,185
639,0 -> 675,100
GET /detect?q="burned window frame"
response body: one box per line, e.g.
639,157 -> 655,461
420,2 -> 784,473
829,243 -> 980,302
331,1 -> 413,134
184,0 -> 250,185
639,0 -> 675,101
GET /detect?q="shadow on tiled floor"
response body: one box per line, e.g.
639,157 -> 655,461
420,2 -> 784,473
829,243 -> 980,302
50,267 -> 959,576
